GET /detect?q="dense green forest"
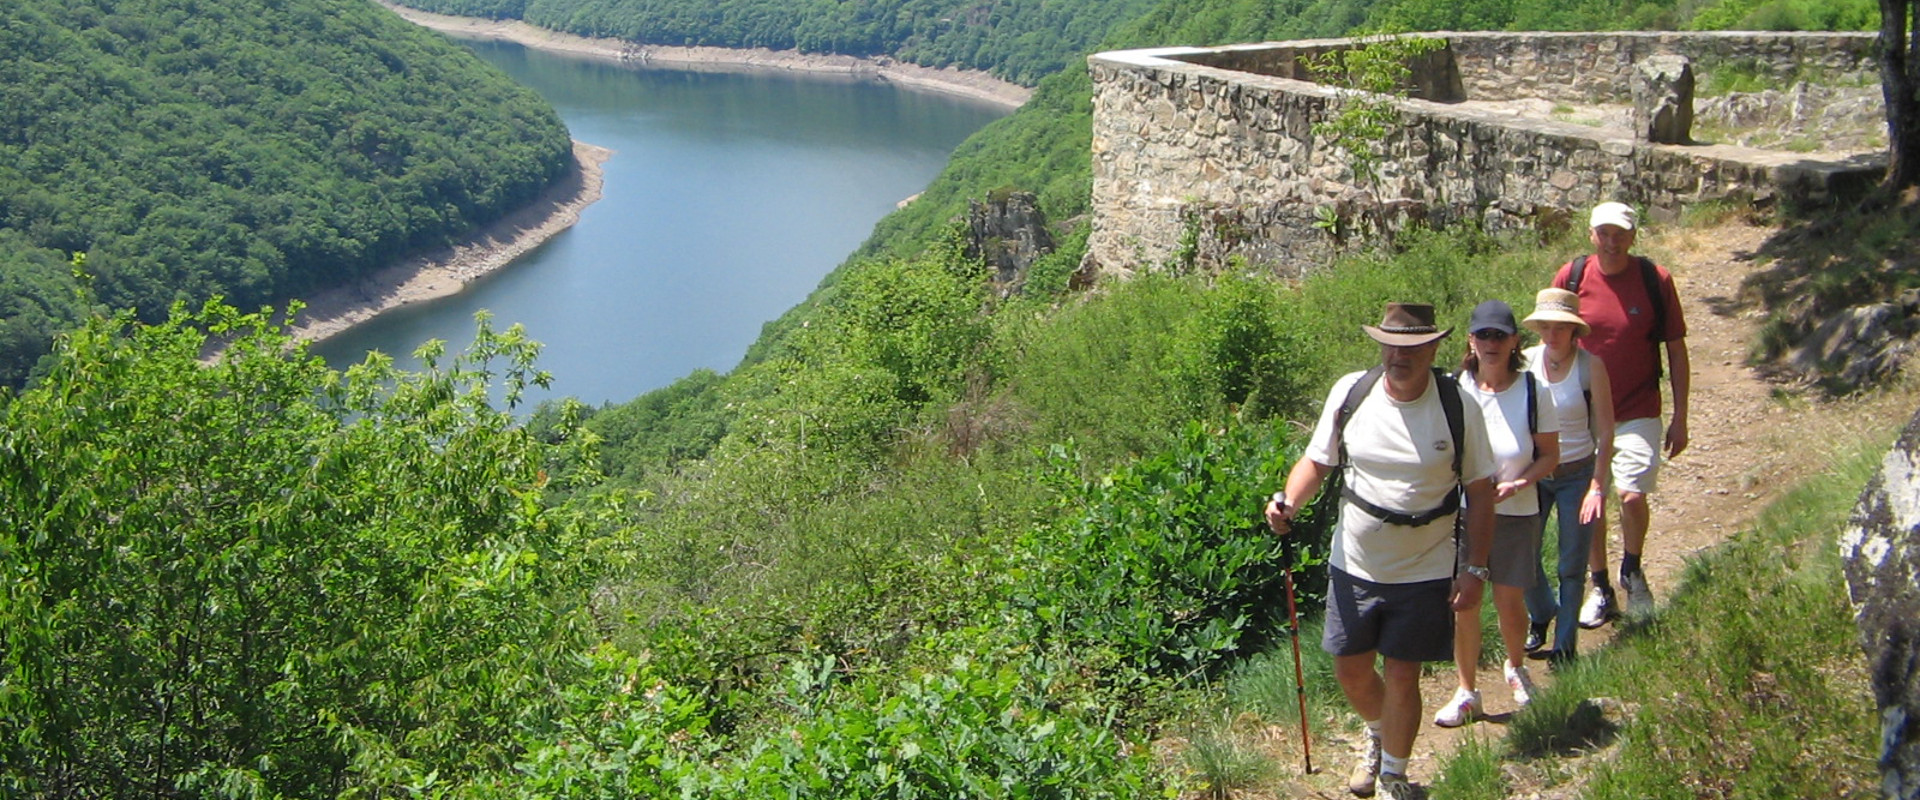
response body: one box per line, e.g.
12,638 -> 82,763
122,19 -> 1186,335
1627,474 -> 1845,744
3,0 -> 1894,794
389,0 -> 1164,85
0,0 -> 573,388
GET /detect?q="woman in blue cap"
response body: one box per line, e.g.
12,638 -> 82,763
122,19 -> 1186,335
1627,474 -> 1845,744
1434,300 -> 1560,727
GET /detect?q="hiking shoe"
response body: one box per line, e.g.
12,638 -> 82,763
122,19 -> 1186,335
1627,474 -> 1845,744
1525,620 -> 1549,652
1505,663 -> 1536,707
1432,687 -> 1480,728
1578,584 -> 1617,629
1544,648 -> 1577,672
1621,569 -> 1654,616
1377,771 -> 1417,800
1349,732 -> 1382,796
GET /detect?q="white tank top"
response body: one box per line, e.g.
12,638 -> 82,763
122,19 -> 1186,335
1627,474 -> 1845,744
1526,344 -> 1594,463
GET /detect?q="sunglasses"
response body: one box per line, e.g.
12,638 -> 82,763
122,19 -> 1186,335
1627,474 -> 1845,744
1471,329 -> 1511,341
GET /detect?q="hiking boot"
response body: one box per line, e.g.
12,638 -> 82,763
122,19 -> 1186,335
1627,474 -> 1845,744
1377,771 -> 1418,800
1432,687 -> 1480,728
1621,569 -> 1654,616
1505,663 -> 1536,707
1578,584 -> 1617,629
1525,620 -> 1549,652
1349,732 -> 1382,796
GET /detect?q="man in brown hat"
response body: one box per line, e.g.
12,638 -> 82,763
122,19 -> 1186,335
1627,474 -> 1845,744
1267,302 -> 1497,799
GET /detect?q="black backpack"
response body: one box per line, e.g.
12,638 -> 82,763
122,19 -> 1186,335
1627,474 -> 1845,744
1566,254 -> 1669,377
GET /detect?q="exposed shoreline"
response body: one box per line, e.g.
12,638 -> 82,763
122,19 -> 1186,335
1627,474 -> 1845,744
379,2 -> 1033,110
286,141 -> 611,344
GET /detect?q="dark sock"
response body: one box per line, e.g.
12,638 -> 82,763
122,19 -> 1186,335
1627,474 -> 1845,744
1621,553 -> 1642,577
1591,570 -> 1612,590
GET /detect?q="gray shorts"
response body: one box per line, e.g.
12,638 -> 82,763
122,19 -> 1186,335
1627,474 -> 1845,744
1322,568 -> 1454,662
1464,513 -> 1543,589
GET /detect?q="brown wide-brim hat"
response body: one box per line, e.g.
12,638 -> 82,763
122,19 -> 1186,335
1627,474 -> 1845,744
1522,288 -> 1591,338
1362,302 -> 1452,347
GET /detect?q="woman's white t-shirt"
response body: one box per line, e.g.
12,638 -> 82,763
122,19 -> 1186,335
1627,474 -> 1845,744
1523,344 -> 1594,463
1304,370 -> 1496,584
1457,369 -> 1558,518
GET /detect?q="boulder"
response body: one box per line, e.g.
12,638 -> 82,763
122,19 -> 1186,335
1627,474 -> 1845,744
1840,407 -> 1920,800
1632,55 -> 1695,145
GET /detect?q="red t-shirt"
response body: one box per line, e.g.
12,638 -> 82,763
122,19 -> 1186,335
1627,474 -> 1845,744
1551,257 -> 1686,422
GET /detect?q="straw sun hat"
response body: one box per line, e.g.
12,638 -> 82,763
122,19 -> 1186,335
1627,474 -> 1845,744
1521,288 -> 1590,337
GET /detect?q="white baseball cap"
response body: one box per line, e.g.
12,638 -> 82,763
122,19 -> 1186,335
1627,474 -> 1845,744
1590,201 -> 1637,231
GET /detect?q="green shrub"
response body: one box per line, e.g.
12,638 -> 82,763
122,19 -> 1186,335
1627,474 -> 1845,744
726,650 -> 1166,798
1016,423 -> 1322,687
0,302 -> 606,796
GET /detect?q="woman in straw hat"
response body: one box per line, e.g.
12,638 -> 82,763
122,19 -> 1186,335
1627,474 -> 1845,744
1519,287 -> 1615,663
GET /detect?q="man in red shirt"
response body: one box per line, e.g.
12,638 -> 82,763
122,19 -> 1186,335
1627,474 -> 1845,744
1551,202 -> 1690,626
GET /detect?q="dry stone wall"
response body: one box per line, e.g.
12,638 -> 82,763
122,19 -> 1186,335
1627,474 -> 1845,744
1086,32 -> 1882,278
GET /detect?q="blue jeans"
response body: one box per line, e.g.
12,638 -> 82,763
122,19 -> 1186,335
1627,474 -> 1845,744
1525,462 -> 1595,655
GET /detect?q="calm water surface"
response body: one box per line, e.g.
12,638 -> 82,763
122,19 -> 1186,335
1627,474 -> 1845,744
313,39 -> 1007,407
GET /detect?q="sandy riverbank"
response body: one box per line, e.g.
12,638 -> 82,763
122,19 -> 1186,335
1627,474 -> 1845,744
380,2 -> 1033,110
285,141 -> 611,344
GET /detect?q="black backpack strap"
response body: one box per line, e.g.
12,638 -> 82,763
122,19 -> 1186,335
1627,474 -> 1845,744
1334,365 -> 1386,469
1567,254 -> 1588,293
1637,256 -> 1666,342
1433,367 -> 1465,481
1577,348 -> 1592,421
1637,256 -> 1667,378
1524,371 -> 1539,460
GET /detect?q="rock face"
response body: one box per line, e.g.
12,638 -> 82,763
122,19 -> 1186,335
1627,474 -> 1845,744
1632,55 -> 1694,144
1840,409 -> 1920,800
1786,289 -> 1920,387
964,191 -> 1055,295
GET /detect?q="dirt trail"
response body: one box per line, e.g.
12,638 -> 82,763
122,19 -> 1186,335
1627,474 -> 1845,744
1268,218 -> 1902,798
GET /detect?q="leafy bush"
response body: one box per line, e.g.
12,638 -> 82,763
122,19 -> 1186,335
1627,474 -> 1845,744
726,650 -> 1165,799
1017,423 -> 1324,688
0,302 -> 607,797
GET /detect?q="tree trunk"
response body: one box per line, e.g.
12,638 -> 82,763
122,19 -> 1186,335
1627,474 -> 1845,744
1882,0 -> 1920,190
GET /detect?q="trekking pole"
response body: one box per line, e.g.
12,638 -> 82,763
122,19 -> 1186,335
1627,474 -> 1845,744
1273,491 -> 1315,775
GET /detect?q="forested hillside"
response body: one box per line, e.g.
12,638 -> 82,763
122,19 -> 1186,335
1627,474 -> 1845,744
389,0 -> 1162,85
0,0 -> 572,388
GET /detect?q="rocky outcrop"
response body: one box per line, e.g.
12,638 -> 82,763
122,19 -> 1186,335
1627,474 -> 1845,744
1841,408 -> 1920,800
1785,289 -> 1920,388
964,191 -> 1055,295
1633,55 -> 1695,144
1695,83 -> 1887,151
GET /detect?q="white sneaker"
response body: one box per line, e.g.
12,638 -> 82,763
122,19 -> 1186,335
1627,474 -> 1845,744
1505,663 -> 1536,707
1377,771 -> 1417,800
1578,584 -> 1616,629
1433,687 -> 1480,727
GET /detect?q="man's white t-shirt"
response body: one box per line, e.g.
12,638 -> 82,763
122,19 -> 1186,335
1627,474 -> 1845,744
1304,370 -> 1496,584
1458,370 -> 1558,518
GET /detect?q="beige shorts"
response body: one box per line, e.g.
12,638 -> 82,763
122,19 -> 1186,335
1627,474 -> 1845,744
1612,416 -> 1664,495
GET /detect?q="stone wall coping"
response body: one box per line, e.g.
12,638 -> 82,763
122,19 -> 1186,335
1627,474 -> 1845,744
1088,38 -> 1879,173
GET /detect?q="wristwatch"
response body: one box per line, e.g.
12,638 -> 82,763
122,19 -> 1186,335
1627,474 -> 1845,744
1461,564 -> 1490,581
